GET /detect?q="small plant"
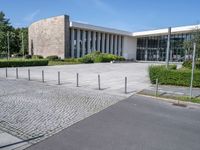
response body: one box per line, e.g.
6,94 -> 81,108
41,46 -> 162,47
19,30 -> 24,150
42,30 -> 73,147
46,55 -> 60,61
32,55 -> 43,59
182,60 -> 200,69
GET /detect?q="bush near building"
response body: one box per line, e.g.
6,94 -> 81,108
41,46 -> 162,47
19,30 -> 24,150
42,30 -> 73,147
0,59 -> 49,68
79,51 -> 125,63
31,55 -> 44,59
182,60 -> 200,70
46,55 -> 60,61
149,65 -> 200,87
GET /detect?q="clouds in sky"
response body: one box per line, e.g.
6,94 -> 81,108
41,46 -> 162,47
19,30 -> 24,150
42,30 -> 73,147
24,9 -> 40,23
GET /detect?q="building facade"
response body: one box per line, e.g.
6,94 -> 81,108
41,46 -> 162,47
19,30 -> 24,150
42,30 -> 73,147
29,15 -> 199,61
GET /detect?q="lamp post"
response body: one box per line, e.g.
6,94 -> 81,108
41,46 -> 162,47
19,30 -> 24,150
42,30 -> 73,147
189,43 -> 196,99
166,27 -> 171,69
21,32 -> 25,58
7,32 -> 10,60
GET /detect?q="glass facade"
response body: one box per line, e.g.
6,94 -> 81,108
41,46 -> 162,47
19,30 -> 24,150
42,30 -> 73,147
136,33 -> 192,61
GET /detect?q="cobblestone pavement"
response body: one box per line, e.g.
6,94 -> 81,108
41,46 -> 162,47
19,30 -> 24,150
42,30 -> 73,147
0,78 -> 125,145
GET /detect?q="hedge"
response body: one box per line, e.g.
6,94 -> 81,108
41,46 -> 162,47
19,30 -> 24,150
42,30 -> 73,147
182,60 -> 200,70
149,65 -> 200,87
0,59 -> 49,68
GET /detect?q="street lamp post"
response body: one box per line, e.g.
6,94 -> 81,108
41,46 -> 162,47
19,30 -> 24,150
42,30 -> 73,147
166,27 -> 171,69
21,32 -> 25,58
189,43 -> 196,99
7,32 -> 10,60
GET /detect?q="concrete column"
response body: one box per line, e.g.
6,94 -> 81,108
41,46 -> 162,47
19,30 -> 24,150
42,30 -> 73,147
92,31 -> 96,52
118,36 -> 122,56
157,49 -> 160,61
145,38 -> 148,61
120,36 -> 124,56
102,33 -> 105,53
77,29 -> 80,58
70,28 -> 74,58
110,34 -> 113,54
114,35 -> 118,55
82,30 -> 86,56
106,34 -> 109,53
87,31 -> 91,54
157,39 -> 160,61
97,32 -> 101,51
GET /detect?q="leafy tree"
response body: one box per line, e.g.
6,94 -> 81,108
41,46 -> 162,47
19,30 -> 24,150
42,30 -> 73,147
0,11 -> 13,55
0,11 -> 28,57
183,26 -> 200,60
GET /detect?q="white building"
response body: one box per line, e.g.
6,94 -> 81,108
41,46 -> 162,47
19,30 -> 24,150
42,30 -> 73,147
29,15 -> 199,61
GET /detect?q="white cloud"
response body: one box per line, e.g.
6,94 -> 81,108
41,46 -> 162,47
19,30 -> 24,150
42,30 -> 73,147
24,9 -> 40,23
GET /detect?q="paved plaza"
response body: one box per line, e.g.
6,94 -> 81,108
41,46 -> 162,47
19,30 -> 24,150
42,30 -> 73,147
0,63 -> 151,96
0,62 -> 192,150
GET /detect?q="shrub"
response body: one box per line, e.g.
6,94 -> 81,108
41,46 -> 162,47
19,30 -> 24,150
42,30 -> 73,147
25,55 -> 32,59
149,65 -> 200,87
79,55 -> 94,63
64,58 -> 79,62
80,52 -> 125,63
182,60 -> 200,69
32,55 -> 43,59
46,55 -> 60,61
0,59 -> 49,68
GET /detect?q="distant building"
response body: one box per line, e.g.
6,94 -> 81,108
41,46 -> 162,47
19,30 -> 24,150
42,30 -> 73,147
29,15 -> 199,61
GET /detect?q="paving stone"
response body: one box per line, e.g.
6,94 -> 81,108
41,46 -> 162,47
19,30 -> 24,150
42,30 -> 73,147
0,79 -> 124,144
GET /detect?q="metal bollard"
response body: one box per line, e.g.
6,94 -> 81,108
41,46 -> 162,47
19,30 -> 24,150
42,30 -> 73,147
5,68 -> 8,78
16,68 -> 18,79
58,71 -> 60,85
98,74 -> 101,90
42,70 -> 44,83
76,73 -> 79,87
28,69 -> 30,81
125,77 -> 127,94
155,78 -> 159,97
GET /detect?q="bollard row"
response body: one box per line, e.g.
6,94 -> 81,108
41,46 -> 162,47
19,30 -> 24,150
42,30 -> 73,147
4,68 -> 129,94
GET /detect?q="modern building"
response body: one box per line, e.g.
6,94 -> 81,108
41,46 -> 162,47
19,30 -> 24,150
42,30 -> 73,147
29,15 -> 199,61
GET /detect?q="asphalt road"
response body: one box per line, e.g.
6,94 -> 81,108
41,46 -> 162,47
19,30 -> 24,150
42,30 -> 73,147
27,95 -> 200,150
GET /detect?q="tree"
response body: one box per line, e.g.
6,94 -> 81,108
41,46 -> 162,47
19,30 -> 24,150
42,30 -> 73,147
0,11 -> 13,56
192,26 -> 200,59
0,11 -> 29,57
183,26 -> 200,60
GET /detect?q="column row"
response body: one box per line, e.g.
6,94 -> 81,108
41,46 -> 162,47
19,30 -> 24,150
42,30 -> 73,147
70,28 -> 123,58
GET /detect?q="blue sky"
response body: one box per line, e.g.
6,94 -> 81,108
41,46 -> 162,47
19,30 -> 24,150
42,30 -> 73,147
1,0 -> 200,32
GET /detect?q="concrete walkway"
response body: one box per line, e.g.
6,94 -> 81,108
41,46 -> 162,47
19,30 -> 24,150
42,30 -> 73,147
27,95 -> 200,150
0,130 -> 30,150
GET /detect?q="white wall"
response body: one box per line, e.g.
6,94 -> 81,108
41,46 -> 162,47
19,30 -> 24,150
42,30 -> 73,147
122,36 -> 137,60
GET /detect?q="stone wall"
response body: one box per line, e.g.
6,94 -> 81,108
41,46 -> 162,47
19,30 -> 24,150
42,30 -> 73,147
28,15 -> 70,59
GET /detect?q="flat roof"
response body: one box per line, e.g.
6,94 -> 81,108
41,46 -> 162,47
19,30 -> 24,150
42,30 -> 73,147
132,25 -> 200,37
70,20 -> 200,37
70,21 -> 133,36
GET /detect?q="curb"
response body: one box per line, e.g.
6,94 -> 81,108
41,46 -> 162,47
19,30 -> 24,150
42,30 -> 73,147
136,93 -> 200,109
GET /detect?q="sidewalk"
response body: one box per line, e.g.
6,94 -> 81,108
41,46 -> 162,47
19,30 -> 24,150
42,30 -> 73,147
0,130 -> 30,150
141,85 -> 200,98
